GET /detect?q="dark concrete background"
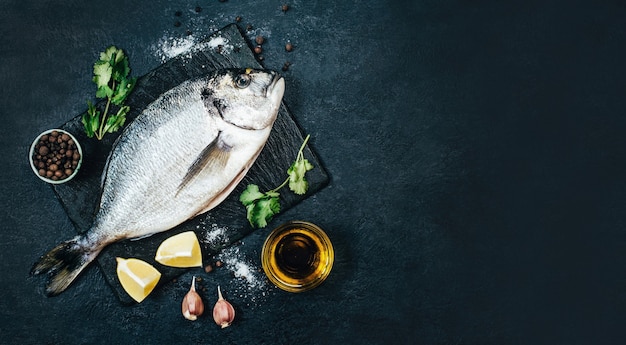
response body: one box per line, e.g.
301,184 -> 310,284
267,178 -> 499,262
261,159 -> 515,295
2,0 -> 626,344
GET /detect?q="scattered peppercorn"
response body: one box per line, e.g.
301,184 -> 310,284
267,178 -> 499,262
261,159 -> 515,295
31,130 -> 81,182
186,29 -> 193,36
255,35 -> 265,45
246,24 -> 253,31
285,41 -> 294,52
282,4 -> 290,12
282,61 -> 291,71
204,265 -> 213,273
175,10 -> 182,17
254,45 -> 263,54
195,6 -> 202,12
235,16 -> 242,23
215,260 -> 223,267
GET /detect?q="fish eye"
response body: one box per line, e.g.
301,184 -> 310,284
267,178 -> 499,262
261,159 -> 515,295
234,74 -> 251,89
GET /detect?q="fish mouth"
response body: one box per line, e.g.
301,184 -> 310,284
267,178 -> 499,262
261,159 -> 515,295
266,72 -> 285,101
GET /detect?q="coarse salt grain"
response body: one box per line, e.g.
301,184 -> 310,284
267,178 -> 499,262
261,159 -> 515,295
154,34 -> 197,63
196,222 -> 271,306
153,34 -> 235,63
219,246 -> 264,289
195,36 -> 236,56
196,217 -> 231,247
206,36 -> 228,49
215,245 -> 271,307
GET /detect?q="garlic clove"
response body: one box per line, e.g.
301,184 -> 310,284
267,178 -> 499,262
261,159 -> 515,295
213,285 -> 235,328
182,276 -> 204,321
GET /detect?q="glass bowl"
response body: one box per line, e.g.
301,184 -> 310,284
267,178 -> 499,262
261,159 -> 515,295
261,221 -> 334,293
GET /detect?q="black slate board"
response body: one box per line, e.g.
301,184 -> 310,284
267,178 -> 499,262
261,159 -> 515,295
51,24 -> 329,304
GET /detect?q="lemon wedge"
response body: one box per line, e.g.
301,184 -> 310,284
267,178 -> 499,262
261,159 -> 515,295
116,257 -> 161,303
155,231 -> 203,268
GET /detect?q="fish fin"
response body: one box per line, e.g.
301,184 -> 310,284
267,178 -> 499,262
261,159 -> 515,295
194,141 -> 266,216
177,132 -> 231,195
31,235 -> 101,296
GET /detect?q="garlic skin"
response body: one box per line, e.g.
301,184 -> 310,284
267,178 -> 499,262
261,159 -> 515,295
213,285 -> 235,328
182,276 -> 204,321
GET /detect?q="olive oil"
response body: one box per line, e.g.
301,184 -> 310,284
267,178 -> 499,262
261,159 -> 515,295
262,221 -> 333,292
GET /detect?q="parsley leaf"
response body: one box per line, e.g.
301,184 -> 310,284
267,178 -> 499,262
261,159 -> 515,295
103,106 -> 129,134
83,46 -> 135,140
240,184 -> 266,206
93,61 -> 112,90
240,135 -> 314,228
111,76 -> 136,105
247,195 -> 281,228
288,155 -> 314,195
240,185 -> 281,228
81,101 -> 100,138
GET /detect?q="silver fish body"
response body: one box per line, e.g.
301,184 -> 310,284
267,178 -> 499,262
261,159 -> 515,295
32,68 -> 285,295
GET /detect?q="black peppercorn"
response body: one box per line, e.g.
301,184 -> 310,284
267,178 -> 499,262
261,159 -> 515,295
31,130 -> 81,182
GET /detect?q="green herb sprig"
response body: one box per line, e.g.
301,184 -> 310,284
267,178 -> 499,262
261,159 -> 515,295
240,134 -> 314,228
82,46 -> 136,140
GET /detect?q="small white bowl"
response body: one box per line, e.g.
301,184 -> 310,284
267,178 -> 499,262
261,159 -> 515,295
29,129 -> 83,184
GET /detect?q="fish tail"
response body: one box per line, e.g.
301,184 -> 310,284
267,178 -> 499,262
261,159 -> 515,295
31,235 -> 101,296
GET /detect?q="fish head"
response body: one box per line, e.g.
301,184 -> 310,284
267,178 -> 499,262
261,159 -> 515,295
203,68 -> 285,130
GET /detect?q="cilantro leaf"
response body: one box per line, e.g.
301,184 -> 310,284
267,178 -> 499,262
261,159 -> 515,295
247,197 -> 281,228
110,76 -> 136,105
100,46 -> 124,66
103,106 -> 129,134
83,46 -> 135,140
96,85 -> 113,99
112,56 -> 130,82
240,184 -> 265,206
241,185 -> 281,228
240,134 -> 314,228
81,101 -> 100,138
288,158 -> 313,195
93,61 -> 112,90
